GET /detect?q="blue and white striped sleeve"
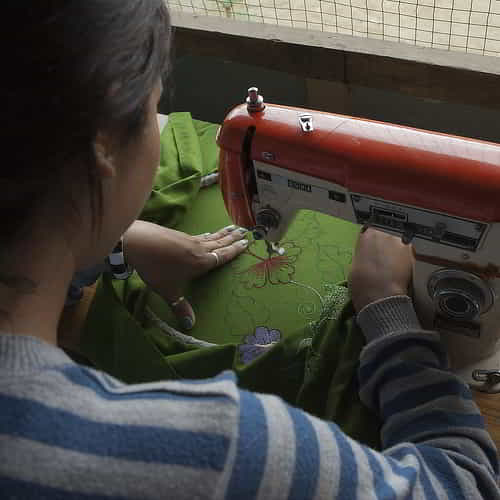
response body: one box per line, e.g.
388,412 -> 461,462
224,296 -> 500,500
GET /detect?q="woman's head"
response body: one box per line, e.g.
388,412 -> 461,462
1,1 -> 171,269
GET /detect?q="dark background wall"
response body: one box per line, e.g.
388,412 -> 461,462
160,55 -> 499,143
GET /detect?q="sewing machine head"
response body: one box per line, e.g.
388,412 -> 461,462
216,87 -> 500,391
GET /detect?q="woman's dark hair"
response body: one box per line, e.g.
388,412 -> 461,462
1,0 -> 171,246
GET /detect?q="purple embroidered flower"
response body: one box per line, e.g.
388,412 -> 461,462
238,326 -> 281,365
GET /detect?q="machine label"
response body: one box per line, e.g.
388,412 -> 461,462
288,180 -> 312,192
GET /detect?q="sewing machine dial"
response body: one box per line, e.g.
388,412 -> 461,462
428,269 -> 495,321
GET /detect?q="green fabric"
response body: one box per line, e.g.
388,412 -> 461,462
81,112 -> 381,448
139,113 -> 220,227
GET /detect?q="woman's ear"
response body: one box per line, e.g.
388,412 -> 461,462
94,132 -> 117,179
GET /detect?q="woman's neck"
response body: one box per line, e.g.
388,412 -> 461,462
0,232 -> 76,346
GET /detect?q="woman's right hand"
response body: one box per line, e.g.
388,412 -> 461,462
348,227 -> 415,313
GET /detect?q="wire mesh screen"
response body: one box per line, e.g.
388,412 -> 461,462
167,0 -> 500,57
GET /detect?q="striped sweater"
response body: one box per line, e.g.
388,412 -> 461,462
1,296 -> 499,499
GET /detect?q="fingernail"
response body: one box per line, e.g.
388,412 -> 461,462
237,227 -> 248,234
239,239 -> 249,247
181,316 -> 194,330
224,225 -> 237,232
202,232 -> 211,238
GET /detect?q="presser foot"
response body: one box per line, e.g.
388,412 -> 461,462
264,240 -> 286,259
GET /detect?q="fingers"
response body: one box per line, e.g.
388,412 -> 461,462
356,227 -> 407,253
163,225 -> 249,330
208,239 -> 249,268
168,295 -> 196,331
198,225 -> 249,251
196,224 -> 240,241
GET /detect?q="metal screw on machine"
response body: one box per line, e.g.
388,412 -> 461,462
246,87 -> 265,112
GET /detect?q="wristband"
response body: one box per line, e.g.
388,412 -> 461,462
107,236 -> 133,280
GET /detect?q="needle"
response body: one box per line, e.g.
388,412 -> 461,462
265,240 -> 273,260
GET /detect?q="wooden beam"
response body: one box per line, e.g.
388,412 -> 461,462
171,12 -> 500,110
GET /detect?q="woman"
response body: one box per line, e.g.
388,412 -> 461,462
1,2 -> 498,498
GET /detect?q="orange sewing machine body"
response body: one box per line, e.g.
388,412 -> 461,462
217,87 -> 500,391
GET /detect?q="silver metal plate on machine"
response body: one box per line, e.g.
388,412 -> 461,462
351,194 -> 487,251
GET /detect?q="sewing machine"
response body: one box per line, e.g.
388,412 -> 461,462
216,87 -> 500,392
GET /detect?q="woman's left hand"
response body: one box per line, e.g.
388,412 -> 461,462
123,220 -> 249,330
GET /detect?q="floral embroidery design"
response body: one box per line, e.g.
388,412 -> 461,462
236,241 -> 302,289
238,326 -> 282,365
